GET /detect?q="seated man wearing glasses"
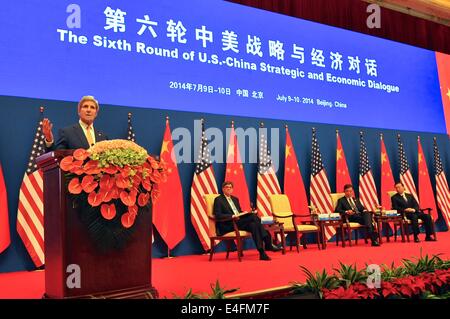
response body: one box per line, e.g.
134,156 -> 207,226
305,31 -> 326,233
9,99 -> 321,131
213,181 -> 281,261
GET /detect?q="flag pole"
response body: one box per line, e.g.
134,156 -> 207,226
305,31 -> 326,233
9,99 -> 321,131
166,115 -> 172,259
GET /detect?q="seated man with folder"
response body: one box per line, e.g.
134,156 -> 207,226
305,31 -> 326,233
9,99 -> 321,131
213,181 -> 281,261
335,184 -> 380,246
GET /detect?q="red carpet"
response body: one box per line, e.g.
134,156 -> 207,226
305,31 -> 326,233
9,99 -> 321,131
1,232 -> 449,298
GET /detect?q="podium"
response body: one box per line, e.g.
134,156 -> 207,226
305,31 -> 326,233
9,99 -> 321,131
37,151 -> 157,299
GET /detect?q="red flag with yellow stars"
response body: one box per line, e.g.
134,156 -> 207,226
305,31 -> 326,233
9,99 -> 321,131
225,121 -> 251,211
436,52 -> 450,136
284,126 -> 309,214
336,130 -> 352,193
418,136 -> 438,220
380,134 -> 395,210
152,118 -> 185,251
0,163 -> 10,254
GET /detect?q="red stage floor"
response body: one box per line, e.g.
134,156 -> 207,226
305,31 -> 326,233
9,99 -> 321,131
1,232 -> 449,298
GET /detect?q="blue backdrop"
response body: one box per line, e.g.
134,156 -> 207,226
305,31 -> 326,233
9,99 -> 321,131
0,95 -> 449,273
0,0 -> 447,133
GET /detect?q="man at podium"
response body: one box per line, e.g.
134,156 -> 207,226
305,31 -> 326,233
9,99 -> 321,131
42,95 -> 108,150
213,181 -> 281,261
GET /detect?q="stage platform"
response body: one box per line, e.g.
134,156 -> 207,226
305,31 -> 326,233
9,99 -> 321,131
1,232 -> 449,299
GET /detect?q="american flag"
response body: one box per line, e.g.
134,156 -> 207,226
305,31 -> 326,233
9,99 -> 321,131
190,120 -> 217,251
256,125 -> 281,217
358,132 -> 379,212
127,112 -> 156,244
397,134 -> 418,202
433,138 -> 450,228
310,128 -> 335,240
127,112 -> 136,142
16,109 -> 46,267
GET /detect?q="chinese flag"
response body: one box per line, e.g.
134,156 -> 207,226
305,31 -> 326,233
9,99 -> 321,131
225,122 -> 251,211
0,163 -> 10,253
435,52 -> 450,136
284,127 -> 309,214
152,118 -> 185,250
418,137 -> 438,220
380,135 -> 395,210
336,131 -> 352,193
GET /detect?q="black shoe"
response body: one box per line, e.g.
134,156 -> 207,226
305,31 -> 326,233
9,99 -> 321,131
414,237 -> 420,243
425,237 -> 436,242
266,244 -> 282,252
371,241 -> 380,247
259,253 -> 271,261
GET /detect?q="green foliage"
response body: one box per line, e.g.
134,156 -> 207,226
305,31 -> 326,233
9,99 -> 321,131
172,288 -> 203,299
380,262 -> 407,281
333,262 -> 368,288
401,251 -> 444,276
435,257 -> 450,270
170,280 -> 238,299
208,280 -> 239,299
91,148 -> 147,168
422,291 -> 450,299
292,266 -> 340,298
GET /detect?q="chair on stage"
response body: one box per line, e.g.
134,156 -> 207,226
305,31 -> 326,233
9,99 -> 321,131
204,194 -> 252,262
269,194 -> 321,252
387,191 -> 437,242
331,193 -> 371,247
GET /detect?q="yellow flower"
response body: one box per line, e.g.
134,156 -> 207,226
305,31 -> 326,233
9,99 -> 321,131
89,139 -> 148,156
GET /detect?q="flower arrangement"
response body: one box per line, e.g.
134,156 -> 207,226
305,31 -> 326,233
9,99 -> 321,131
59,139 -> 167,230
291,253 -> 450,299
322,269 -> 450,299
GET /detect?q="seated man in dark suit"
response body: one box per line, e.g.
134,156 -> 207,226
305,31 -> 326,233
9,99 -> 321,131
42,95 -> 108,150
335,184 -> 379,246
213,181 -> 280,261
391,182 -> 435,243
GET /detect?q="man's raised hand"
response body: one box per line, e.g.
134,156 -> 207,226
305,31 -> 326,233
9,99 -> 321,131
42,118 -> 53,143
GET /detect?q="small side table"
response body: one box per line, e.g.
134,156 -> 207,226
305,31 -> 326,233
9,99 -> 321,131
317,219 -> 345,249
374,215 -> 406,244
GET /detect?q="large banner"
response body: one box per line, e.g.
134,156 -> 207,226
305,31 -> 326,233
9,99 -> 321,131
0,0 -> 449,133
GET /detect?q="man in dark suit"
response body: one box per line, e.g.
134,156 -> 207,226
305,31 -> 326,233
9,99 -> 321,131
391,182 -> 435,242
335,184 -> 379,246
42,96 -> 108,150
213,181 -> 280,261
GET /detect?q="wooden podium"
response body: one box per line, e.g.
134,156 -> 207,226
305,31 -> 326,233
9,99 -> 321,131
37,151 -> 157,299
